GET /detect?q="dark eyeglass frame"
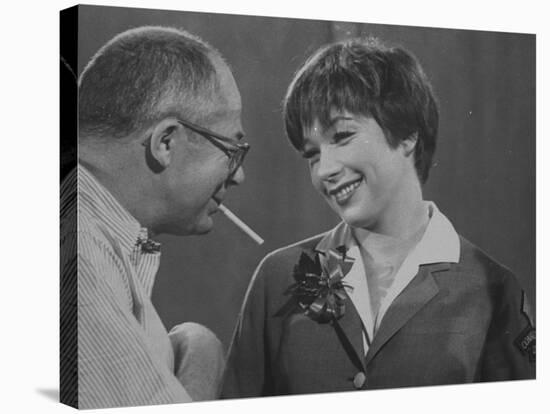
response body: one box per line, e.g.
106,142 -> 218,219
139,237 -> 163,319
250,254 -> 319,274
177,118 -> 250,178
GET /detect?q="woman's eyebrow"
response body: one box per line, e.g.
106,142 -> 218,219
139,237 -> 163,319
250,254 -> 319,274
327,116 -> 354,128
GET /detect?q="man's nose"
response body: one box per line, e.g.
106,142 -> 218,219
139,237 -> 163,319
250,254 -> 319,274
227,165 -> 245,186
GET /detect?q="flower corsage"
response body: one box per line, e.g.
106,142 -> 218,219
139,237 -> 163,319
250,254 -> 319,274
277,247 -> 354,323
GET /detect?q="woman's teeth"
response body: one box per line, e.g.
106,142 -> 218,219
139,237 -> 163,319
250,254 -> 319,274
334,180 -> 362,203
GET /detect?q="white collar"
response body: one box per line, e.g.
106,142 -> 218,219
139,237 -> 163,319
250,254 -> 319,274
315,201 -> 460,264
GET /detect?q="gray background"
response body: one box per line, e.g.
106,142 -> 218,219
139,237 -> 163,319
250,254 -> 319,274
77,5 -> 536,349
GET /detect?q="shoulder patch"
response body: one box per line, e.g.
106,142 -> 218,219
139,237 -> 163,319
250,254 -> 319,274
515,325 -> 536,363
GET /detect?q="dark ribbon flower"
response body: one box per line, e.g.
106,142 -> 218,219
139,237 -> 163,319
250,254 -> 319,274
278,246 -> 355,323
275,246 -> 366,379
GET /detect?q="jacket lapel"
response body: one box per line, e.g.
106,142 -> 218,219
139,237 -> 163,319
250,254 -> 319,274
337,289 -> 366,370
313,226 -> 365,370
364,264 -> 449,365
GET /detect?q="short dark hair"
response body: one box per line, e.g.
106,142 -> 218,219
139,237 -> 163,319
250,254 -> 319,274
79,26 -> 222,139
283,38 -> 439,183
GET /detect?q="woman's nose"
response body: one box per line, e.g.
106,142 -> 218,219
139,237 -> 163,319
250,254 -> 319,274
316,147 -> 342,182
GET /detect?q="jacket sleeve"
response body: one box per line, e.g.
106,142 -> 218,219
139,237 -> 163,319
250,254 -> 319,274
221,255 -> 274,398
479,270 -> 535,381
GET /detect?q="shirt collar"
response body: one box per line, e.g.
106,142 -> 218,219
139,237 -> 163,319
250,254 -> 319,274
314,220 -> 352,255
314,201 -> 459,265
413,202 -> 460,264
78,164 -> 159,254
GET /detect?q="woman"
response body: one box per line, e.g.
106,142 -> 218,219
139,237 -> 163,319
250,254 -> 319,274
222,38 -> 535,397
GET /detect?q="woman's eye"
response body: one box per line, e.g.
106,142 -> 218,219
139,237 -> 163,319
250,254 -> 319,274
333,131 -> 355,143
302,150 -> 320,165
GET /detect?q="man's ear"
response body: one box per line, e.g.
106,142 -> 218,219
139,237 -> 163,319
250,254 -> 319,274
148,118 -> 181,168
401,132 -> 418,157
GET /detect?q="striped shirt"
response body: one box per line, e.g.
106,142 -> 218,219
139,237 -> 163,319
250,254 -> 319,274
60,165 -> 191,409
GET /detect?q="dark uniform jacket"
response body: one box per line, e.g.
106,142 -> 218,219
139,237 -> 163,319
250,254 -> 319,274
222,232 -> 535,398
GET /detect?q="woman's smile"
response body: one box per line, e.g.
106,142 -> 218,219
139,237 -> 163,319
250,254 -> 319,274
328,177 -> 364,205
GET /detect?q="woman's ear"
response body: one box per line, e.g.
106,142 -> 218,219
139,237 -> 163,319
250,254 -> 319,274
401,132 -> 418,157
148,118 -> 181,168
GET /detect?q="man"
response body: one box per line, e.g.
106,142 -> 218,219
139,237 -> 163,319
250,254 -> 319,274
60,26 -> 249,409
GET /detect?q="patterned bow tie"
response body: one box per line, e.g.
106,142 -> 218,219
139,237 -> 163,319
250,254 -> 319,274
136,229 -> 161,254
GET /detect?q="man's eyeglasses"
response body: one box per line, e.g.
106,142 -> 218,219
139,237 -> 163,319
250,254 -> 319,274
177,119 -> 250,178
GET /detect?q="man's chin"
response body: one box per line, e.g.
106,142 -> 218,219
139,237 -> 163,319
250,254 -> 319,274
188,216 -> 215,236
159,216 -> 214,237
191,223 -> 214,236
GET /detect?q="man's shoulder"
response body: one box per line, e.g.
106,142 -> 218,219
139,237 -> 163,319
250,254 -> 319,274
76,215 -> 133,308
77,200 -> 118,252
78,212 -> 112,253
76,209 -> 127,281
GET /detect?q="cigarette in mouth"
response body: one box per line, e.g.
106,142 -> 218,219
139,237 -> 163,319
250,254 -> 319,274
218,204 -> 264,245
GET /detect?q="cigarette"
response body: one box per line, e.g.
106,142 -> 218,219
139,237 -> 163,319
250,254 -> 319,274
218,204 -> 264,245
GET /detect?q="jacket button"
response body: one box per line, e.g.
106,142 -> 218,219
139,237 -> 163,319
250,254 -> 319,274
353,372 -> 366,389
